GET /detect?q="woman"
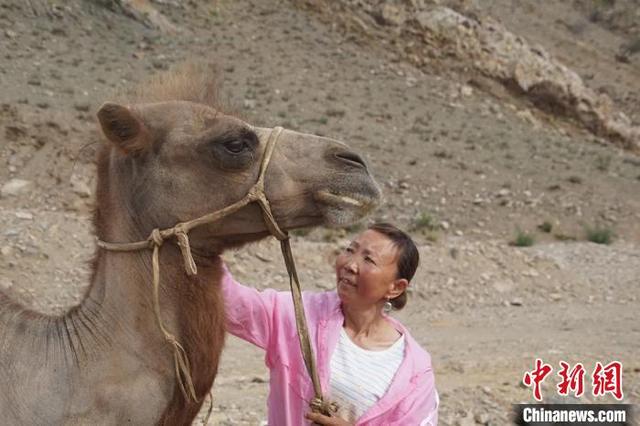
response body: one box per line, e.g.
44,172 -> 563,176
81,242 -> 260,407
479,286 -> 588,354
222,223 -> 438,425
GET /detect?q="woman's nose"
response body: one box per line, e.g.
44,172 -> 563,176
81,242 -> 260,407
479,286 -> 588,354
344,260 -> 358,274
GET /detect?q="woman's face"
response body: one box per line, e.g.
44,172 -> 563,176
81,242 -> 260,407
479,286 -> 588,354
335,229 -> 404,309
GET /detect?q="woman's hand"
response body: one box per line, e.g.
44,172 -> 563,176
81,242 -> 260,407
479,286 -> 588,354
305,412 -> 354,425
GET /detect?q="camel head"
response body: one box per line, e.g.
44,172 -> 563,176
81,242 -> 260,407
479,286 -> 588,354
96,97 -> 380,251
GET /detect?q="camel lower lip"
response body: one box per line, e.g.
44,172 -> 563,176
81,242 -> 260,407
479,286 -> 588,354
315,190 -> 368,208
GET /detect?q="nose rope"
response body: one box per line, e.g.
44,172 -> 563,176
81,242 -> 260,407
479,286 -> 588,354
97,125 -> 337,420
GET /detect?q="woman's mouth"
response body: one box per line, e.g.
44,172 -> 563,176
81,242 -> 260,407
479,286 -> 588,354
338,278 -> 356,288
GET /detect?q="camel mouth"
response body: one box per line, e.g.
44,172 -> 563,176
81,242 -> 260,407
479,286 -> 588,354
313,190 -> 379,227
314,190 -> 369,208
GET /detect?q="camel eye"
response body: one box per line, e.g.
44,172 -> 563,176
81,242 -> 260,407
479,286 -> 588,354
223,139 -> 247,154
203,128 -> 258,170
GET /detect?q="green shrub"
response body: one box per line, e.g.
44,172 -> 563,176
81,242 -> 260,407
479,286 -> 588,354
512,230 -> 535,247
411,212 -> 437,231
585,225 -> 614,245
538,221 -> 553,233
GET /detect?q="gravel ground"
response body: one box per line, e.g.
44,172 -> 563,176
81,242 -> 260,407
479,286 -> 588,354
0,0 -> 638,424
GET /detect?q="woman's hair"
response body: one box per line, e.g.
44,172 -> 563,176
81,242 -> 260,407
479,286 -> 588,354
367,222 -> 419,310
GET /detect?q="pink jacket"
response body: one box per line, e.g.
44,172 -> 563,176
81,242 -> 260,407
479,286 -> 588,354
222,266 -> 439,425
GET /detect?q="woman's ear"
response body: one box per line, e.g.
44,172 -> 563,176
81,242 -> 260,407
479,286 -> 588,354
387,278 -> 408,299
97,102 -> 151,155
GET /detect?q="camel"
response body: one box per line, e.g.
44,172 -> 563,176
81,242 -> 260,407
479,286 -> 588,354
0,63 -> 381,425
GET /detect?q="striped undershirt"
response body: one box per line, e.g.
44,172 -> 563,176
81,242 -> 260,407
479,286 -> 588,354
329,327 -> 405,422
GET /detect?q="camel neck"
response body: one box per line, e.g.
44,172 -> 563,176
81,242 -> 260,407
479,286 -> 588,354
61,153 -> 227,412
85,237 -> 221,346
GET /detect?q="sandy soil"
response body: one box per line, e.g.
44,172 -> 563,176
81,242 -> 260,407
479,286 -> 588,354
0,0 -> 638,424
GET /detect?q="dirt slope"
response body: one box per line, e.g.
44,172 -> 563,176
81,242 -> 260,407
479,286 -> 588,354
0,0 -> 638,424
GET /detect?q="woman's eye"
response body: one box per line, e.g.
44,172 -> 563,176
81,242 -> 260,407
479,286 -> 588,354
345,247 -> 354,253
365,256 -> 375,264
223,139 -> 247,154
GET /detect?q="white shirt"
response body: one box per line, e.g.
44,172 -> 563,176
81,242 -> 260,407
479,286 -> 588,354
329,327 -> 406,422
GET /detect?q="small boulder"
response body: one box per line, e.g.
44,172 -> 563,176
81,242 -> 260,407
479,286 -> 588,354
70,175 -> 92,198
475,412 -> 491,424
1,179 -> 33,197
14,211 -> 34,220
379,4 -> 407,26
0,279 -> 13,291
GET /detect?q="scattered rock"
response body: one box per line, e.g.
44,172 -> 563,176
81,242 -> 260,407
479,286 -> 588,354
378,4 -> 407,26
4,229 -> 19,237
460,85 -> 473,97
496,188 -> 510,198
152,55 -> 170,70
65,198 -> 90,213
549,293 -> 563,301
70,175 -> 92,198
449,247 -> 459,259
1,179 -> 33,197
475,412 -> 491,424
0,279 -> 13,291
516,109 -> 541,128
73,102 -> 91,112
14,211 -> 34,220
27,76 -> 41,86
455,411 -> 476,426
119,0 -> 179,33
250,376 -> 267,383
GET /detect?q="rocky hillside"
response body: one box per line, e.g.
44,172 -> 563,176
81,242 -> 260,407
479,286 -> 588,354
0,0 -> 638,424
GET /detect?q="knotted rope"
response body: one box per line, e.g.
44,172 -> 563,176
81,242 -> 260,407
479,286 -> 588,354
97,126 -> 337,420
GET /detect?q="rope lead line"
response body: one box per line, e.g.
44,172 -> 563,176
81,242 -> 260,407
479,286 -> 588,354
151,240 -> 197,402
97,126 -> 336,418
281,239 -> 337,417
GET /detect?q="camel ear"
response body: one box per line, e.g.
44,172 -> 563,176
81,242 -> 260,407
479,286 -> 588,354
97,102 -> 151,155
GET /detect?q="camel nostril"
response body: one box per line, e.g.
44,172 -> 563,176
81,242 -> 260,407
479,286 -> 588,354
335,151 -> 367,169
